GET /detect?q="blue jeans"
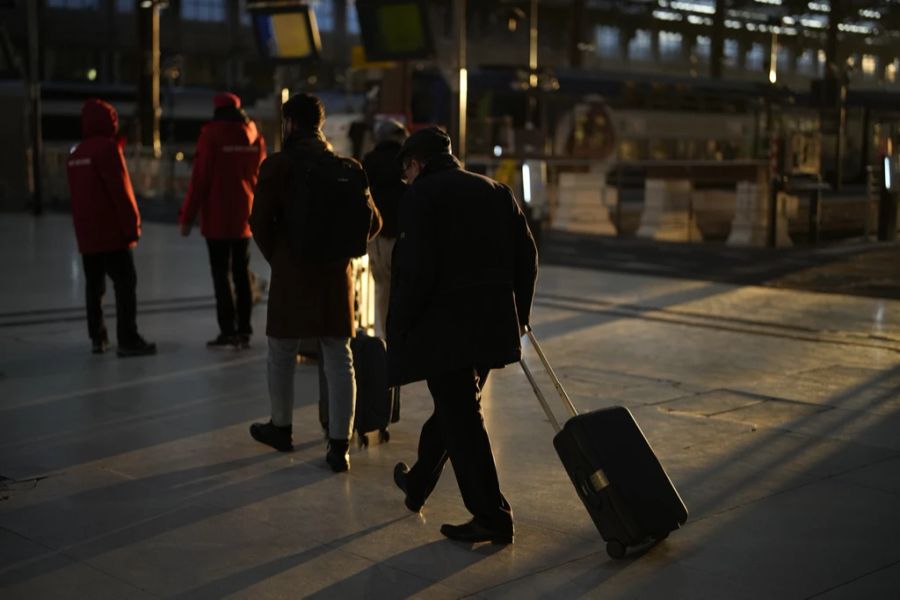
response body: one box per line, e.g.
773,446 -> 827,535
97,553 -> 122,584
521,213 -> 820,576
267,336 -> 356,440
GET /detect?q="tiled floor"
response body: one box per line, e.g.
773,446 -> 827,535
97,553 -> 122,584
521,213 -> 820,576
1,214 -> 899,598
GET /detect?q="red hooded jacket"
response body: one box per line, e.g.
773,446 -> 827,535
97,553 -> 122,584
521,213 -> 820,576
179,109 -> 266,239
67,99 -> 141,255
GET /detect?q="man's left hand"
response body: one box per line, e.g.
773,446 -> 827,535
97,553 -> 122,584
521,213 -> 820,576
179,222 -> 192,237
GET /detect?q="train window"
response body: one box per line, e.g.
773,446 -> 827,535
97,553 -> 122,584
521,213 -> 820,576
47,0 -> 99,9
594,26 -> 620,60
745,43 -> 764,70
861,55 -> 877,77
629,30 -> 653,62
618,139 -> 639,161
723,39 -> 738,68
694,36 -> 711,65
797,49 -> 817,76
659,32 -> 682,63
181,0 -> 226,22
649,139 -> 668,160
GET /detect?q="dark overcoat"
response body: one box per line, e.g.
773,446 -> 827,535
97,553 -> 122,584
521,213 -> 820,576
249,134 -> 380,339
386,154 -> 538,386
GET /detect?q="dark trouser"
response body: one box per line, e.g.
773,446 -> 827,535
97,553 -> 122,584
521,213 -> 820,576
206,238 -> 252,337
82,249 -> 139,345
407,367 -> 513,531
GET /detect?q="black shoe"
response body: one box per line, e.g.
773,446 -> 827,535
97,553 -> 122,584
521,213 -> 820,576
117,337 -> 157,358
207,334 -> 238,349
393,462 -> 424,512
236,334 -> 251,350
91,339 -> 110,354
440,520 -> 514,545
250,421 -> 293,452
326,438 -> 350,472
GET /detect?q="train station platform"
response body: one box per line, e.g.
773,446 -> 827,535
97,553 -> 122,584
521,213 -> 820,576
1,213 -> 899,599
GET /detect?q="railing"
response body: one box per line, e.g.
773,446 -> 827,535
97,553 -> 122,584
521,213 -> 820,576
41,144 -> 193,210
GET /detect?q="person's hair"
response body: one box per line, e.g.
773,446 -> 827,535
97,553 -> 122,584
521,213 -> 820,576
281,93 -> 325,131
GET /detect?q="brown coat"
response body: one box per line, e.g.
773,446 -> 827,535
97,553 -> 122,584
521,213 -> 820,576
249,135 -> 380,339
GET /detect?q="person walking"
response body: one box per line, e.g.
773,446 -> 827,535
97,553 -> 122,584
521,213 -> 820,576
248,93 -> 381,472
361,119 -> 408,338
66,98 -> 156,358
179,92 -> 267,349
388,126 -> 538,545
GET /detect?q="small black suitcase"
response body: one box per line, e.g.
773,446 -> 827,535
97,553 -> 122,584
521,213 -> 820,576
319,333 -> 400,446
520,327 -> 688,559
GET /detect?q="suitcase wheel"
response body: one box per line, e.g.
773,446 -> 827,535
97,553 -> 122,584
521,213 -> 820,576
379,429 -> 390,443
358,434 -> 370,448
606,540 -> 627,560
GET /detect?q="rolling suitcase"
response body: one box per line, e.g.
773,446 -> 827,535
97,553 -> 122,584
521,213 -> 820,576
318,334 -> 399,446
520,326 -> 688,559
318,255 -> 400,445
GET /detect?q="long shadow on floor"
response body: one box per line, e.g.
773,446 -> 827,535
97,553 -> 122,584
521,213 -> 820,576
0,445 -> 326,587
170,516 -> 410,600
305,539 -> 505,599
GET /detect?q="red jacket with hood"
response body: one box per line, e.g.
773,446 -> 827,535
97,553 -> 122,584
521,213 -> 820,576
67,99 -> 141,255
179,99 -> 266,239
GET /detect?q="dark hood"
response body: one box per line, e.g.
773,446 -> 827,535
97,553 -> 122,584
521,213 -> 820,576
81,98 -> 118,140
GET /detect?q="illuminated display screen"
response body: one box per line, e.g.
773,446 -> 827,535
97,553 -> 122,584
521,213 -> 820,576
252,6 -> 321,62
356,0 -> 434,61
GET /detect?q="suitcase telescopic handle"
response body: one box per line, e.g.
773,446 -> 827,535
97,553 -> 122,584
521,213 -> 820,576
519,325 -> 579,434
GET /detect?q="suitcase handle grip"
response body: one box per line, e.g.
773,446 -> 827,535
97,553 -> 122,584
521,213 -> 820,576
519,325 -> 579,432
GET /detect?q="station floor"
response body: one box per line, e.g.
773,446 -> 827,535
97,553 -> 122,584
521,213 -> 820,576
1,213 -> 899,599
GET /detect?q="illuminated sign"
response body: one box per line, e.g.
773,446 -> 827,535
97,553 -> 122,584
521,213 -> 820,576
250,4 -> 321,62
356,0 -> 434,61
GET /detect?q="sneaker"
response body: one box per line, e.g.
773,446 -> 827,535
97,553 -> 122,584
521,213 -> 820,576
207,334 -> 238,349
249,420 -> 293,452
326,439 -> 350,472
91,339 -> 110,354
117,336 -> 157,358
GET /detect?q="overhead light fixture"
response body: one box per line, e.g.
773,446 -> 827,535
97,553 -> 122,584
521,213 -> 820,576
669,1 -> 715,14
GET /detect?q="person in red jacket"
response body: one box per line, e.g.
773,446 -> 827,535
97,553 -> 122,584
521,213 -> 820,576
179,92 -> 267,349
67,98 -> 156,357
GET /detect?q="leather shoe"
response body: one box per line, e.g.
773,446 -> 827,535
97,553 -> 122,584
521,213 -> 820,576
440,520 -> 513,545
393,462 -> 423,512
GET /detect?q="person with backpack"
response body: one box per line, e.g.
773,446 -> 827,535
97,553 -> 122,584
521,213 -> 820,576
388,126 -> 538,545
66,98 -> 156,358
248,93 -> 381,472
179,92 -> 267,350
362,119 -> 408,338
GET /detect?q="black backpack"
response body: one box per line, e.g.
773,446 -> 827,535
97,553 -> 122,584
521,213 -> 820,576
284,150 -> 373,263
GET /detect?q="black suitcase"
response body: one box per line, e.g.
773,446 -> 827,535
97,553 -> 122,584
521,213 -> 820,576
319,333 -> 400,447
520,327 -> 688,559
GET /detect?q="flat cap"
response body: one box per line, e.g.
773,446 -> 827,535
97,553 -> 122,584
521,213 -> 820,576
397,126 -> 452,164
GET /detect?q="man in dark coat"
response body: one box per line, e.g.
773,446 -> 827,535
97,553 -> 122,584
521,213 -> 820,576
388,126 -> 538,544
66,98 -> 156,358
362,119 -> 408,338
248,93 -> 381,472
179,92 -> 267,349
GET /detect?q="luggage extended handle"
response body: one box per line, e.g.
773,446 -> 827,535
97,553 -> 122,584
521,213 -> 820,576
520,325 -> 579,433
